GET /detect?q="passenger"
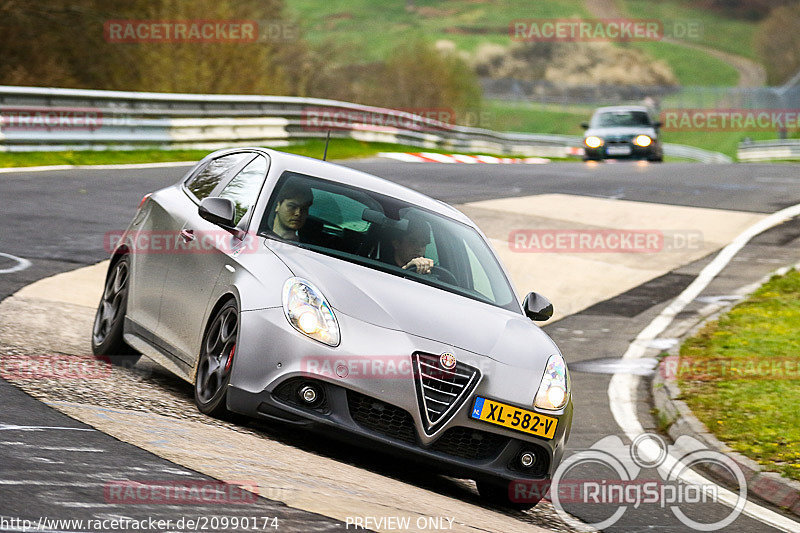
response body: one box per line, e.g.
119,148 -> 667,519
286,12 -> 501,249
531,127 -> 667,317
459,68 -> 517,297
391,217 -> 434,275
271,183 -> 313,241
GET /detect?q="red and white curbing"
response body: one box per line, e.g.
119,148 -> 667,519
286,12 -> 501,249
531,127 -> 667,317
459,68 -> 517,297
377,152 -> 550,164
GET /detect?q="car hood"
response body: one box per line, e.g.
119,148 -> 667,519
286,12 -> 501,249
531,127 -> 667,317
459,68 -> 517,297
267,242 -> 559,368
585,126 -> 657,138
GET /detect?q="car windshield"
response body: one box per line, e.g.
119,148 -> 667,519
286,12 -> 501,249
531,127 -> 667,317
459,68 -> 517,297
592,110 -> 652,127
260,171 -> 520,313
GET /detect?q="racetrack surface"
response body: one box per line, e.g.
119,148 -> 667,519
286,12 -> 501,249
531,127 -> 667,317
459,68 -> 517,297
1,160 -> 800,532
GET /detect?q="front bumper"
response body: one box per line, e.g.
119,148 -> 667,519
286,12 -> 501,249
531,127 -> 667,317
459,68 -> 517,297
227,307 -> 573,483
583,142 -> 661,160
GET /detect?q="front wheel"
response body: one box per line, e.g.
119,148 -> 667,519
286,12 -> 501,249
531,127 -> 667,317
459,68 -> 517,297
194,300 -> 238,417
91,256 -> 140,367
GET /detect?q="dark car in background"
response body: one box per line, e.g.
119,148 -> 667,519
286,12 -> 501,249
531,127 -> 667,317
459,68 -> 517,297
581,105 -> 663,162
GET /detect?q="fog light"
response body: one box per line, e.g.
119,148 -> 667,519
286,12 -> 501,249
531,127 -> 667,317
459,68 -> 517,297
298,385 -> 318,404
520,451 -> 536,468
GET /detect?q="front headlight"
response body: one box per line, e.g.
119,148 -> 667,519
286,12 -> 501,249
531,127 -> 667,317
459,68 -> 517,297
282,277 -> 340,346
634,135 -> 652,147
584,136 -> 604,148
534,354 -> 569,410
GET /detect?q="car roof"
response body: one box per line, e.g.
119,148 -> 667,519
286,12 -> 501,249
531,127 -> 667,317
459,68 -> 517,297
216,147 -> 474,226
593,105 -> 651,114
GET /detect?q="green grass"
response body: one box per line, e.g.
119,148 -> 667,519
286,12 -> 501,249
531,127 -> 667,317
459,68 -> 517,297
288,0 -> 588,61
621,0 -> 759,60
288,0 -> 752,87
484,100 -> 591,136
678,269 -> 800,482
0,140 -> 394,168
625,41 -> 739,86
0,138 -> 561,168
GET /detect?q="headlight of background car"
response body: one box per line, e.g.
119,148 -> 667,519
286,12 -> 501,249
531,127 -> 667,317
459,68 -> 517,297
534,353 -> 569,410
584,136 -> 604,148
282,277 -> 340,346
634,135 -> 652,147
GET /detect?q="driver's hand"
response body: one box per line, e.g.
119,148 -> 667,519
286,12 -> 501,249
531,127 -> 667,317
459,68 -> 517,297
402,257 -> 434,275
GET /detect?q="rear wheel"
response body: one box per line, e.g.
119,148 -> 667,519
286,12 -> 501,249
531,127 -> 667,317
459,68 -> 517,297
194,300 -> 238,417
91,256 -> 140,367
476,479 -> 542,511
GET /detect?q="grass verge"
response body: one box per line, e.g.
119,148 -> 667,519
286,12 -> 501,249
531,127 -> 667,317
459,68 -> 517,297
0,138 -> 569,169
678,269 -> 800,482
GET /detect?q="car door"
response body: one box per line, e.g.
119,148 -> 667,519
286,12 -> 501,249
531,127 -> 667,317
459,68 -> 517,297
125,154 -> 247,338
156,153 -> 269,366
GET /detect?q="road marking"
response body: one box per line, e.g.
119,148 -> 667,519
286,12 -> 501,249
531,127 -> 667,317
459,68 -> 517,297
0,424 -> 93,432
0,253 -> 31,274
609,202 -> 800,532
377,152 -> 550,164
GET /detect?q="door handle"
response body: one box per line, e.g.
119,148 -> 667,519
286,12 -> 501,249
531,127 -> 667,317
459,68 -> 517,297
180,229 -> 195,242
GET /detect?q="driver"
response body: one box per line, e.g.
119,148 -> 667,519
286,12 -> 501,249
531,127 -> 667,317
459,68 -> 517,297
271,182 -> 313,241
391,217 -> 434,275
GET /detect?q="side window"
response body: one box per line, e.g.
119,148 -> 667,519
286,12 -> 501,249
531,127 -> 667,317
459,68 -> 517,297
185,153 -> 251,201
465,244 -> 494,300
218,155 -> 268,225
309,189 -> 372,232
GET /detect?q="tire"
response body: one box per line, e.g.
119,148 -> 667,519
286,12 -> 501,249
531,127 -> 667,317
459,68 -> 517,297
476,479 -> 542,511
194,299 -> 238,418
91,256 -> 141,367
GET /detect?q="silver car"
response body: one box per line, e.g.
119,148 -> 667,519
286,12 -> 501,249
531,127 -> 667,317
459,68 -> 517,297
91,148 -> 573,508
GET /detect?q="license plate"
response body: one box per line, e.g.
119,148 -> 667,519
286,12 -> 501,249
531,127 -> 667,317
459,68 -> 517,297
470,397 -> 558,439
606,145 -> 631,155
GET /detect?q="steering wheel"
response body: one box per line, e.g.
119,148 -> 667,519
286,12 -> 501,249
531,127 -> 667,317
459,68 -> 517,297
431,265 -> 458,285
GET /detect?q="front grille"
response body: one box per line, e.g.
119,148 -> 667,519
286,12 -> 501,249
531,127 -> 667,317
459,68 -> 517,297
347,390 -> 417,444
413,352 -> 480,433
431,427 -> 509,461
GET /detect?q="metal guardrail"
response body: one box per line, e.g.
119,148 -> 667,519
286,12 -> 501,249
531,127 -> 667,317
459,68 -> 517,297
0,85 -> 730,162
737,139 -> 800,162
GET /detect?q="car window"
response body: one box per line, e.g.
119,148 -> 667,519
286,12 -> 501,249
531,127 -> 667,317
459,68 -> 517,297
465,244 -> 494,301
185,153 -> 252,201
261,172 -> 518,313
309,189 -> 372,232
593,111 -> 651,128
217,155 -> 268,226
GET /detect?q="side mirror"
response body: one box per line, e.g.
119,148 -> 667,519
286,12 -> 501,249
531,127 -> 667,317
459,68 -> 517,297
580,122 -> 589,129
653,121 -> 662,129
199,197 -> 236,227
522,292 -> 553,321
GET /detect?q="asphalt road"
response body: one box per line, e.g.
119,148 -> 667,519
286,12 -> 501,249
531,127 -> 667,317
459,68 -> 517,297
1,159 -> 800,532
